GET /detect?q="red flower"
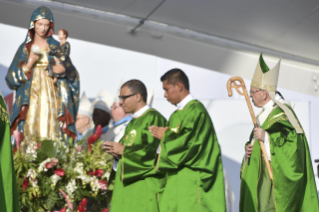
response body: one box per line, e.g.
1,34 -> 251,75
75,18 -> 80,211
23,176 -> 29,191
79,198 -> 88,207
87,169 -> 104,177
88,125 -> 102,153
76,198 -> 88,212
87,171 -> 95,176
95,125 -> 102,137
94,169 -> 104,177
98,180 -> 108,190
45,162 -> 52,169
60,207 -> 66,212
54,168 -> 65,176
101,209 -> 109,212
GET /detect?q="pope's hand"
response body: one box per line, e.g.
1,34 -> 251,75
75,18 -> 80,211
149,126 -> 168,140
245,144 -> 253,158
254,127 -> 265,141
52,64 -> 65,74
103,141 -> 124,158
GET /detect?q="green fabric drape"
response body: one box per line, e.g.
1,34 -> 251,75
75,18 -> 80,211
240,105 -> 319,212
157,100 -> 227,212
110,108 -> 167,212
0,95 -> 20,212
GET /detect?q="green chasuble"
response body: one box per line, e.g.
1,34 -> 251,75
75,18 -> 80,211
110,108 -> 167,212
0,93 -> 20,212
240,105 -> 319,212
157,100 -> 227,212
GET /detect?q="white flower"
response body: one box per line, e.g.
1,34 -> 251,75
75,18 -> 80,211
30,179 -> 38,188
99,161 -> 106,166
74,163 -> 84,175
38,158 -> 51,173
103,171 -> 110,180
51,174 -> 61,187
77,175 -> 90,184
66,179 -> 77,197
90,177 -> 99,193
31,45 -> 40,54
26,141 -> 38,161
27,169 -> 37,180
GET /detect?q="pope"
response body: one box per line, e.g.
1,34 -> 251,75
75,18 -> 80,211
240,54 -> 319,212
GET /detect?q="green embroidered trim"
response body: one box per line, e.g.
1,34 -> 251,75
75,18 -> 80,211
0,104 -> 10,124
266,113 -> 288,128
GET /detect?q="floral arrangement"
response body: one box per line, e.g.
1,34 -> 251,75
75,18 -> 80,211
14,125 -> 114,212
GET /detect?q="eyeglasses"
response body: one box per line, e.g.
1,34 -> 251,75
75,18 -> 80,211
249,89 -> 262,95
118,93 -> 136,101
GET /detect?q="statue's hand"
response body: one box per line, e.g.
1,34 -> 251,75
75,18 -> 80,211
27,52 -> 39,70
52,64 -> 66,74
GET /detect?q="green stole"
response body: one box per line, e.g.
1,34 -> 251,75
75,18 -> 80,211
110,108 -> 167,212
0,94 -> 20,211
157,100 -> 227,212
240,105 -> 319,212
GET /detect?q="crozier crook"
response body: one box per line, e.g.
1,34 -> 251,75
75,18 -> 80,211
227,76 -> 273,182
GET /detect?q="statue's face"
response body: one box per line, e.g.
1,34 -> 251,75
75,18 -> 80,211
34,19 -> 50,37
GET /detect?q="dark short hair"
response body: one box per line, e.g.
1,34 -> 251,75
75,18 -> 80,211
121,79 -> 147,103
60,29 -> 68,38
160,68 -> 189,91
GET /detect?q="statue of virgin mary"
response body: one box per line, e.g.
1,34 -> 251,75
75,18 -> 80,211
6,6 -> 80,147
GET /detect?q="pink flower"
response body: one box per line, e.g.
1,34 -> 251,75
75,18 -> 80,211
101,209 -> 109,212
35,143 -> 41,150
23,176 -> 29,191
45,162 -> 52,169
76,145 -> 83,152
54,168 -> 65,176
51,158 -> 59,166
98,180 -> 108,190
59,189 -> 73,210
13,130 -> 21,151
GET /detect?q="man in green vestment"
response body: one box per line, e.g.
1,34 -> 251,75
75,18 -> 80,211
240,54 -> 319,212
150,69 -> 227,212
0,91 -> 20,212
104,80 -> 167,212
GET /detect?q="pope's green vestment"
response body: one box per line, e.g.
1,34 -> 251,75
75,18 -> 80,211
110,108 -> 167,212
157,100 -> 227,212
0,93 -> 20,212
240,105 -> 319,212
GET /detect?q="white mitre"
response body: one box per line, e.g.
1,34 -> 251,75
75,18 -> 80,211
93,88 -> 114,113
147,88 -> 154,107
251,54 -> 302,134
78,92 -> 94,128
